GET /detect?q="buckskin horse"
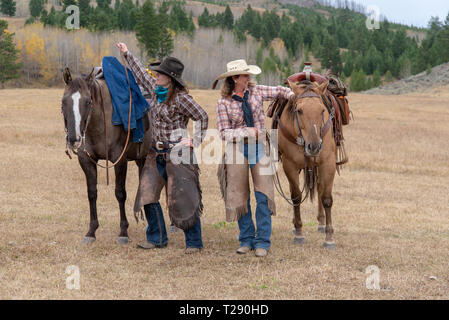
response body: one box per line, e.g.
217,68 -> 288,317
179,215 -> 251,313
61,67 -> 151,244
272,79 -> 339,249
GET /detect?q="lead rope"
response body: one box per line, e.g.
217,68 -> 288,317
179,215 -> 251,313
268,130 -> 309,207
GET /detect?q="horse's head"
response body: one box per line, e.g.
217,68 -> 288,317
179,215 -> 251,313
288,80 -> 329,157
61,67 -> 95,151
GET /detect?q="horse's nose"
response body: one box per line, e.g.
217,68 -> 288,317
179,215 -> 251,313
68,134 -> 77,145
306,142 -> 321,155
67,132 -> 80,146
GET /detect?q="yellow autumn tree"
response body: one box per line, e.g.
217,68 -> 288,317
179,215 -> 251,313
40,41 -> 59,84
24,33 -> 46,80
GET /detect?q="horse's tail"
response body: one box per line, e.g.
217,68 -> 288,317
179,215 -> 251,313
303,165 -> 318,203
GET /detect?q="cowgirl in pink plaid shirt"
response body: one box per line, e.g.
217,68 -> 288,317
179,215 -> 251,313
214,60 -> 294,257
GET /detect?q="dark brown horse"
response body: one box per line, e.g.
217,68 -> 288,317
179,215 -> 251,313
61,67 -> 152,244
275,80 -> 337,249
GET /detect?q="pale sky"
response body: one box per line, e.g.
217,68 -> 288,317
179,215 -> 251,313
349,0 -> 449,28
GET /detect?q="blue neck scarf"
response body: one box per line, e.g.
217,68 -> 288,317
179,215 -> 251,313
232,90 -> 254,127
155,85 -> 168,103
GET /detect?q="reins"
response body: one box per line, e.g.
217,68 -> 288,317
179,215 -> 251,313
272,89 -> 334,206
65,52 -> 133,185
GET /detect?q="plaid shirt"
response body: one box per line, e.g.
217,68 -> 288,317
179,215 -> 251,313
124,51 -> 208,146
216,85 -> 294,142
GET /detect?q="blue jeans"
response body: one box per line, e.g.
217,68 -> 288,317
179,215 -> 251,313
144,203 -> 203,248
144,147 -> 203,249
238,191 -> 272,250
241,142 -> 265,169
238,142 -> 271,250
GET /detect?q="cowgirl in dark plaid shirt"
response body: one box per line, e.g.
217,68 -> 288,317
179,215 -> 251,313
116,42 -> 208,254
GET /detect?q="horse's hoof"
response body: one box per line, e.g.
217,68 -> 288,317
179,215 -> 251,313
82,236 -> 96,244
294,237 -> 306,245
318,226 -> 326,233
323,242 -> 336,250
117,237 -> 130,245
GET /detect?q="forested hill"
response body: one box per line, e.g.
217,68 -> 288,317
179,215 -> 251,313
1,0 -> 448,90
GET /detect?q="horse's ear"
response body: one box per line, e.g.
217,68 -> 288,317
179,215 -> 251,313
85,68 -> 95,87
317,80 -> 329,95
288,79 -> 299,92
63,67 -> 72,85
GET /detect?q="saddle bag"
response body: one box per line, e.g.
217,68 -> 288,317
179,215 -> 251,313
336,96 -> 350,125
327,75 -> 351,126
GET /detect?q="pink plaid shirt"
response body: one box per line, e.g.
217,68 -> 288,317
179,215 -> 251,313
216,85 -> 294,142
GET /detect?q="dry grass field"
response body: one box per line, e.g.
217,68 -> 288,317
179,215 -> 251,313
0,86 -> 448,299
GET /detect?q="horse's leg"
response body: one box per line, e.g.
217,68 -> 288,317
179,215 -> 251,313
115,160 -> 130,244
79,156 -> 99,244
317,180 -> 326,233
283,159 -> 305,244
319,162 -> 336,249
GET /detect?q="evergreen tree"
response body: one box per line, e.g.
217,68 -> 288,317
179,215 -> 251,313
384,70 -> 393,83
391,30 -> 407,59
373,70 -> 382,87
366,77 -> 373,90
320,33 -> 342,74
62,0 -> 77,11
25,17 -> 36,25
239,4 -> 255,31
168,2 -> 185,32
198,7 -> 211,27
0,0 -> 16,16
96,0 -> 111,10
186,11 -> 195,36
350,69 -> 366,92
263,56 -> 277,74
223,5 -> 234,30
249,12 -> 262,40
135,0 -> 173,60
158,0 -> 169,16
0,20 -> 22,84
233,20 -> 246,42
156,24 -> 173,59
78,0 -> 91,28
44,6 -> 57,26
29,0 -> 44,18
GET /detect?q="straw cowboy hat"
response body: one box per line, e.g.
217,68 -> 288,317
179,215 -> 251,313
212,59 -> 262,89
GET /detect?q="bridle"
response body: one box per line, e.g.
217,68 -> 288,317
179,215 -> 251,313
64,52 -> 133,185
273,88 -> 335,206
277,90 -> 334,152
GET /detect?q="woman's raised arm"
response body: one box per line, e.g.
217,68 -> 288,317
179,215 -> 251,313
115,42 -> 156,94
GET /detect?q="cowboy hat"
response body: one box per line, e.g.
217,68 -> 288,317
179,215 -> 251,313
212,59 -> 261,89
149,56 -> 186,87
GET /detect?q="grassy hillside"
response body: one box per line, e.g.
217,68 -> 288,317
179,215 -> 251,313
2,0 -> 446,89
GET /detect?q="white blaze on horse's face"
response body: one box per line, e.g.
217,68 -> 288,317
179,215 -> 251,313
71,91 -> 82,144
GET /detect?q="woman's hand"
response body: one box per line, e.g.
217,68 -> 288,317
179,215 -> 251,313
115,42 -> 128,54
247,127 -> 258,137
180,137 -> 193,148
